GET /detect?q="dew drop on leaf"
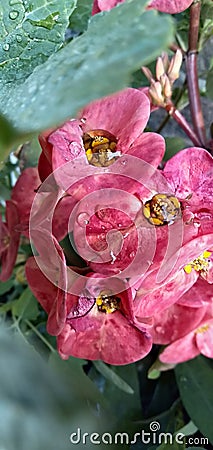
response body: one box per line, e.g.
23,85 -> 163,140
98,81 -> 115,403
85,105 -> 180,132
9,0 -> 21,5
9,10 -> 19,20
3,43 -> 10,51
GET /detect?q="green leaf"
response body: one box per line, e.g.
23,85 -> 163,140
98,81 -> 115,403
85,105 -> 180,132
175,356 -> 213,444
94,361 -> 134,394
69,0 -> 93,33
0,277 -> 14,295
164,137 -> 187,161
206,67 -> 213,100
175,420 -> 198,437
1,0 -> 174,134
156,441 -> 185,450
199,0 -> 213,50
0,0 -> 77,85
0,326 -> 112,450
12,287 -> 39,320
0,114 -> 21,165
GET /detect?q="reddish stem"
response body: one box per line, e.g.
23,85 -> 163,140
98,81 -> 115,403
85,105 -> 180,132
185,1 -> 207,147
166,104 -> 202,147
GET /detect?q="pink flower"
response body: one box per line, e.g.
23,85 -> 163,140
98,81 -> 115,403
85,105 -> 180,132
35,88 -> 165,279
92,0 -> 194,15
143,148 -> 213,277
25,256 -> 152,365
160,312 -> 213,364
151,283 -> 213,363
147,0 -> 194,14
38,88 -> 165,187
11,167 -> 76,242
0,201 -> 20,281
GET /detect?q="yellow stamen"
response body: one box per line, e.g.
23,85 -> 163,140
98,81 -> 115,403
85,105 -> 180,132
184,251 -> 212,275
96,291 -> 121,314
184,264 -> 192,274
195,324 -> 209,334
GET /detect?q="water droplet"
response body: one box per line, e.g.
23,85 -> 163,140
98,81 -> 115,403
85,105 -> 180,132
129,251 -> 135,259
9,10 -> 19,19
180,376 -> 188,383
69,142 -> 81,157
9,0 -> 21,5
155,326 -> 164,334
120,158 -> 127,166
77,212 -> 90,227
16,34 -> 22,43
3,43 -> 10,51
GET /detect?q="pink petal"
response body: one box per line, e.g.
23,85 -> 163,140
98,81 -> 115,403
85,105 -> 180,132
79,88 -> 150,151
52,196 -> 77,241
163,148 -> 213,205
151,303 -> 207,344
128,132 -> 165,166
25,256 -> 58,314
0,201 -> 20,282
11,168 -> 41,237
50,120 -> 84,170
57,313 -> 152,364
196,319 -> 213,358
177,278 -> 213,308
159,332 -> 200,364
96,0 -> 124,13
135,268 -> 198,317
147,0 -> 193,14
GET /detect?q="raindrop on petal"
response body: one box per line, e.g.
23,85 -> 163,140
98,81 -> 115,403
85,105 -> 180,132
77,212 -> 90,227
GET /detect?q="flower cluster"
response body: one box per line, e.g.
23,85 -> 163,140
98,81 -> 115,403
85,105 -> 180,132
2,85 -> 212,366
92,0 -> 194,15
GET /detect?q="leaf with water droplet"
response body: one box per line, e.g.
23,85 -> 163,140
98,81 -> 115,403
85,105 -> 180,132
0,0 -> 77,85
0,0 -> 174,135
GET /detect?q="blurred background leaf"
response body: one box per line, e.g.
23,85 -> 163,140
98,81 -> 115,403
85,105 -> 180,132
175,356 -> 213,444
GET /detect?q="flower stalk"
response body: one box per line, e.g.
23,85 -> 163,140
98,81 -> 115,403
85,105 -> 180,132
185,0 -> 207,147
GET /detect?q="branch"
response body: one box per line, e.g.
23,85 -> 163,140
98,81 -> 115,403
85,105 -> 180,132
185,0 -> 207,147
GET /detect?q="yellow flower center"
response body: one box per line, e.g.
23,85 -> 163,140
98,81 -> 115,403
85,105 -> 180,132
83,129 -> 120,167
143,193 -> 181,226
96,290 -> 121,314
1,235 -> 10,247
195,324 -> 209,334
184,250 -> 212,275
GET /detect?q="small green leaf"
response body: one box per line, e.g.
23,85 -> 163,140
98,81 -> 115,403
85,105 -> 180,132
1,0 -> 174,134
175,421 -> 198,436
206,67 -> 213,100
12,287 -> 39,320
0,277 -> 14,295
69,0 -> 93,33
94,361 -> 134,394
175,356 -> 213,444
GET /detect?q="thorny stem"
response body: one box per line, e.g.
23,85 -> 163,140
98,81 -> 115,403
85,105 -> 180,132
185,0 -> 207,147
